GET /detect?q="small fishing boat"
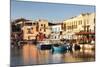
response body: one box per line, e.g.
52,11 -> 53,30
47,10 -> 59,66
37,40 -> 52,50
52,44 -> 67,53
52,43 -> 73,53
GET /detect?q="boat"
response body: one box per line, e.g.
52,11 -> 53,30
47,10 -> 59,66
64,43 -> 72,50
52,44 -> 67,53
37,40 -> 52,50
74,44 -> 80,50
51,42 -> 73,54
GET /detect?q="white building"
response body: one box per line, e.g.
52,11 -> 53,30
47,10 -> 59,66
50,24 -> 62,40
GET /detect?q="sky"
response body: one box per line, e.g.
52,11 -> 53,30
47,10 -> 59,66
11,0 -> 95,22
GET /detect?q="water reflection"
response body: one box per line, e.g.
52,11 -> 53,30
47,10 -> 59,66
11,44 -> 95,66
22,44 -> 52,65
22,44 -> 39,65
52,53 -> 63,63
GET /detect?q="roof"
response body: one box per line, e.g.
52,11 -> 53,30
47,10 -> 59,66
12,18 -> 30,23
48,22 -> 56,26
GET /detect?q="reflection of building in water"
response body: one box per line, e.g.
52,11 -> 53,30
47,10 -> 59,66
22,45 -> 30,65
62,13 -> 95,44
22,44 -> 39,64
52,53 -> 63,63
38,50 -> 51,64
63,53 -> 79,62
22,44 -> 52,64
72,49 -> 95,59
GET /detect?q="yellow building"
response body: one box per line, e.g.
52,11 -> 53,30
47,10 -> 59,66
36,19 -> 51,38
62,13 -> 95,43
11,18 -> 28,41
22,21 -> 38,40
13,18 -> 51,40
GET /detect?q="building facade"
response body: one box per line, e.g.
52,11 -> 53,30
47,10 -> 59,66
50,24 -> 62,40
12,18 -> 51,40
36,19 -> 51,38
62,13 -> 95,44
11,13 -> 95,43
21,21 -> 38,40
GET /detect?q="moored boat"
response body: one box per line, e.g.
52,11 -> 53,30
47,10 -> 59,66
52,44 -> 69,53
37,40 -> 52,50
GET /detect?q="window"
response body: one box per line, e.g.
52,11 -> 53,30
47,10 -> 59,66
84,19 -> 86,25
39,19 -> 41,22
80,20 -> 82,25
31,27 -> 33,30
75,21 -> 77,25
33,23 -> 36,25
40,29 -> 42,31
76,21 -> 77,25
64,24 -> 66,31
41,24 -> 43,26
72,25 -> 74,29
25,23 -> 32,26
74,21 -> 75,25
72,22 -> 73,26
44,29 -> 46,32
79,20 -> 81,25
28,36 -> 30,40
94,18 -> 95,24
44,24 -> 46,27
55,28 -> 57,32
78,20 -> 82,25
87,19 -> 89,24
27,28 -> 32,34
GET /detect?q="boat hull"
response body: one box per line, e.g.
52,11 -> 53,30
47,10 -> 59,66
52,46 -> 67,53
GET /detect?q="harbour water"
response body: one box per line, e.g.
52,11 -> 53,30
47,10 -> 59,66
11,44 -> 95,66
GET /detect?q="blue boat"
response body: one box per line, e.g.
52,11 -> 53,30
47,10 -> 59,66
52,43 -> 72,54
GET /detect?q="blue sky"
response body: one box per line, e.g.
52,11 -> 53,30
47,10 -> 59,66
11,0 -> 95,22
